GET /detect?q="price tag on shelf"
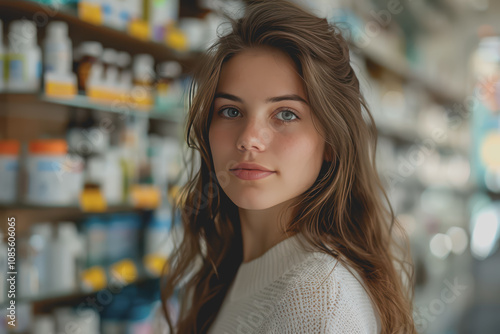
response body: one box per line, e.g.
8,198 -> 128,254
78,1 -> 103,26
110,259 -> 138,284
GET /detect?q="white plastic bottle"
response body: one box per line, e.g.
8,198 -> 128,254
7,20 -> 42,92
29,223 -> 53,293
17,237 -> 40,299
48,222 -> 83,294
43,21 -> 72,74
31,315 -> 56,334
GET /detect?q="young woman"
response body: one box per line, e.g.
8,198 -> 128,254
160,1 -> 417,333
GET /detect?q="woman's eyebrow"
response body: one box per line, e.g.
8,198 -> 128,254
214,92 -> 309,106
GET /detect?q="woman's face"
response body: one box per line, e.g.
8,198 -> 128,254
209,47 -> 327,210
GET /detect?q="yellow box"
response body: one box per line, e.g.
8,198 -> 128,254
78,1 -> 103,26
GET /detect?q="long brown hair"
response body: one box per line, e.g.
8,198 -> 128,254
161,1 -> 417,333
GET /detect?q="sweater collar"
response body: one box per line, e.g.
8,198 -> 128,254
227,232 -> 314,302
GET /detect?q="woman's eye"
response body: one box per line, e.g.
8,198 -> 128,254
218,107 -> 299,123
219,107 -> 240,118
276,109 -> 299,122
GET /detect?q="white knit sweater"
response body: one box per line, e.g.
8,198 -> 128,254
207,233 -> 381,334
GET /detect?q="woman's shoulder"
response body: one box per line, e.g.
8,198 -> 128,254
262,251 -> 381,333
289,251 -> 378,313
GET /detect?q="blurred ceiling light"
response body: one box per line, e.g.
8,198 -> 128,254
446,226 -> 469,255
470,206 -> 499,260
430,233 -> 453,259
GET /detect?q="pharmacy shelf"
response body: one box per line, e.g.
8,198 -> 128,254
378,171 -> 477,197
1,275 -> 160,309
0,0 -> 202,66
1,0 -> 463,104
0,92 -> 187,123
40,94 -> 186,122
375,122 -> 470,156
0,202 -> 140,212
349,40 -> 465,104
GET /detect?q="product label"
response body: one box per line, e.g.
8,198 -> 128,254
8,57 -> 24,84
28,158 -> 68,204
45,47 -> 71,74
45,80 -> 77,98
0,159 -> 18,202
36,160 -> 61,172
5,160 -> 18,171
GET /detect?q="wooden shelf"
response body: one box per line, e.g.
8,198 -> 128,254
0,1 -> 465,103
0,275 -> 160,309
0,0 -> 202,69
0,93 -> 187,123
40,94 -> 186,122
0,202 -> 140,212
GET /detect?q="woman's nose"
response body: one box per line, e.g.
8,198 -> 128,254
236,118 -> 273,152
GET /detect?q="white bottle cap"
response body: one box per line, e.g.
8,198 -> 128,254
31,315 -> 55,334
117,51 -> 131,68
57,221 -> 78,239
46,21 -> 68,39
102,48 -> 117,65
77,308 -> 100,333
30,222 -> 53,239
78,41 -> 103,59
158,61 -> 182,78
133,54 -> 155,84
9,20 -> 37,48
57,221 -> 83,255
53,307 -> 75,332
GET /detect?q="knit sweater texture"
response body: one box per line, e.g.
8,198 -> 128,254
207,233 -> 381,333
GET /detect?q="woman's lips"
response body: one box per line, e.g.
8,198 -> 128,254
230,169 -> 275,180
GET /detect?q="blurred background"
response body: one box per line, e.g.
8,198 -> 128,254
0,0 -> 499,333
